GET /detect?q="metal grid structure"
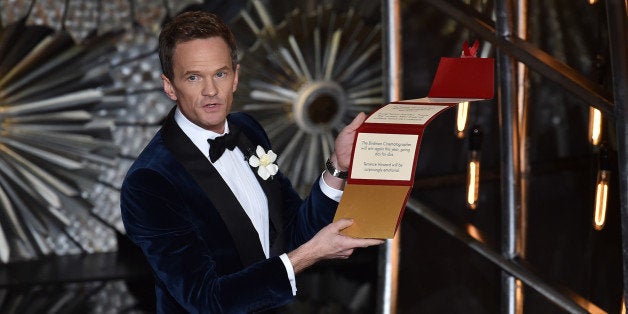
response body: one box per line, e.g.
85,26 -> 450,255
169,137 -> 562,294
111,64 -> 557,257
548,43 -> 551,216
378,0 -> 627,313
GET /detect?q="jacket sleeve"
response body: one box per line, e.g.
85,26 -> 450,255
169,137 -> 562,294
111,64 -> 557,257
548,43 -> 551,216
121,168 -> 293,313
278,173 -> 339,251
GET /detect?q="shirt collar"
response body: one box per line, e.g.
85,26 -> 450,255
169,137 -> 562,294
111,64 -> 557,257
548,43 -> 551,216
174,107 -> 230,156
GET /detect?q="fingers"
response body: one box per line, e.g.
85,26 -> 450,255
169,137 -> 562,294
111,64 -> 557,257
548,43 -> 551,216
330,237 -> 383,260
357,238 -> 386,247
346,112 -> 367,130
332,113 -> 366,169
331,219 -> 385,247
344,236 -> 385,249
331,218 -> 354,231
338,248 -> 354,259
290,219 -> 383,273
338,112 -> 366,137
331,219 -> 385,249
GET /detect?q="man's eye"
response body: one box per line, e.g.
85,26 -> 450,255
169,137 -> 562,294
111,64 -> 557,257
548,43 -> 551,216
216,71 -> 226,78
187,75 -> 199,81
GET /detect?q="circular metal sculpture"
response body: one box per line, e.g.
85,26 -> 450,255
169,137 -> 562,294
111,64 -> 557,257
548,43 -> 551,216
0,0 -> 382,311
232,0 -> 383,194
0,0 -> 383,262
0,1 -> 200,312
0,0 -> 188,264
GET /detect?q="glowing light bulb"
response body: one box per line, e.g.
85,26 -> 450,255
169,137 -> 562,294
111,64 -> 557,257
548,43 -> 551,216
593,170 -> 610,230
456,101 -> 469,138
593,147 -> 610,231
466,127 -> 482,210
589,107 -> 602,146
467,161 -> 480,210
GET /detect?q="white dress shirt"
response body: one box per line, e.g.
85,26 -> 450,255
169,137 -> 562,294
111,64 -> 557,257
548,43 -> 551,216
174,108 -> 342,295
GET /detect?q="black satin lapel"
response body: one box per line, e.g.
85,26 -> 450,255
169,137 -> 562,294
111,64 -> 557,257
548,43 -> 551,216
234,125 -> 286,256
161,111 -> 266,267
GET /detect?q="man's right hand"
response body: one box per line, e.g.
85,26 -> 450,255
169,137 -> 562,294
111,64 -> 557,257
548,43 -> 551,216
287,219 -> 385,274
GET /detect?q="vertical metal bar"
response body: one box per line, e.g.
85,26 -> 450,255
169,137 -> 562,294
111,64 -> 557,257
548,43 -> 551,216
515,0 -> 528,259
496,0 -> 521,313
604,0 -> 628,307
515,1 -> 529,313
378,0 -> 401,313
382,0 -> 402,102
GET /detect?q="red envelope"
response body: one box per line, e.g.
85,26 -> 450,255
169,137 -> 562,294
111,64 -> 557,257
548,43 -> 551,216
333,44 -> 494,239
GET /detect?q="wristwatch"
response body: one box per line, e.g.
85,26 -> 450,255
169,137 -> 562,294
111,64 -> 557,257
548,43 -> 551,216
325,157 -> 348,179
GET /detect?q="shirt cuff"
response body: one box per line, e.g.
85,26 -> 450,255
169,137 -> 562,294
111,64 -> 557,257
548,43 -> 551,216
279,253 -> 297,296
318,172 -> 343,202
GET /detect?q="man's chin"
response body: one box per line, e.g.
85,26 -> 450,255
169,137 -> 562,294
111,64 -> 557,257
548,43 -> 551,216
199,118 -> 228,132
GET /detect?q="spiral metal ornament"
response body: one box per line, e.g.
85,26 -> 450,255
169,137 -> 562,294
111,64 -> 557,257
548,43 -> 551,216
232,0 -> 383,194
0,0 -> 379,311
0,0 -> 200,265
0,0 -> 202,312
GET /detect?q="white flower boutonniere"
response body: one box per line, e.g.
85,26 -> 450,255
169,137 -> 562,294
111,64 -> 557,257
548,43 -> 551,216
248,145 -> 278,180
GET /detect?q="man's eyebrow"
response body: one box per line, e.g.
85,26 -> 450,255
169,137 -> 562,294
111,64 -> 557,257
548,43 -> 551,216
180,69 -> 201,77
181,66 -> 231,76
215,66 -> 232,72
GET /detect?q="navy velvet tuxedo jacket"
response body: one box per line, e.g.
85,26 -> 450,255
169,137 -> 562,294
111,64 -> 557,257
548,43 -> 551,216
120,109 -> 338,313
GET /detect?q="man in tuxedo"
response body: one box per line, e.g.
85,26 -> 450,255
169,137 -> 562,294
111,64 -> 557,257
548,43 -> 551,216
120,10 -> 383,313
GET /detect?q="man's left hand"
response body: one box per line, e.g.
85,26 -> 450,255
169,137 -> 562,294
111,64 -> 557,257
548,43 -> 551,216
331,112 -> 366,171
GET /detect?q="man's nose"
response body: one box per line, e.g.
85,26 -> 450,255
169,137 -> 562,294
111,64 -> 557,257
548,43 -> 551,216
202,80 -> 218,96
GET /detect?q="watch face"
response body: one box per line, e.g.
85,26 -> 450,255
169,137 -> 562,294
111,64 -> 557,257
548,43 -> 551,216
326,158 -> 348,179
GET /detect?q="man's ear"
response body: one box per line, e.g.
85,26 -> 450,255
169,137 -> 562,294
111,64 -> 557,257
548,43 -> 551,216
232,64 -> 240,93
162,74 -> 177,101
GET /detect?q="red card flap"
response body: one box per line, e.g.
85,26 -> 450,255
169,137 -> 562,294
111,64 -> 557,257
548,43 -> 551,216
427,57 -> 494,99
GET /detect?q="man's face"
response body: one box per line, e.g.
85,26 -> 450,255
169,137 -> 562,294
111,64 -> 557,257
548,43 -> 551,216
162,37 -> 239,133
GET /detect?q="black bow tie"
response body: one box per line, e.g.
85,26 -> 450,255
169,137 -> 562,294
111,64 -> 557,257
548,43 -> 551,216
207,128 -> 240,162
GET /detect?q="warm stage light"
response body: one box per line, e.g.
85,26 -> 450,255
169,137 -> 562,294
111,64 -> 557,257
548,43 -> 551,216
593,147 -> 610,231
589,107 -> 602,146
465,223 -> 484,242
466,127 -> 482,210
467,157 -> 480,209
456,101 -> 469,138
593,170 -> 610,230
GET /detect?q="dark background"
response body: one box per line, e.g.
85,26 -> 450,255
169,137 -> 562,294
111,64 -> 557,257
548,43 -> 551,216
0,0 -> 622,313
